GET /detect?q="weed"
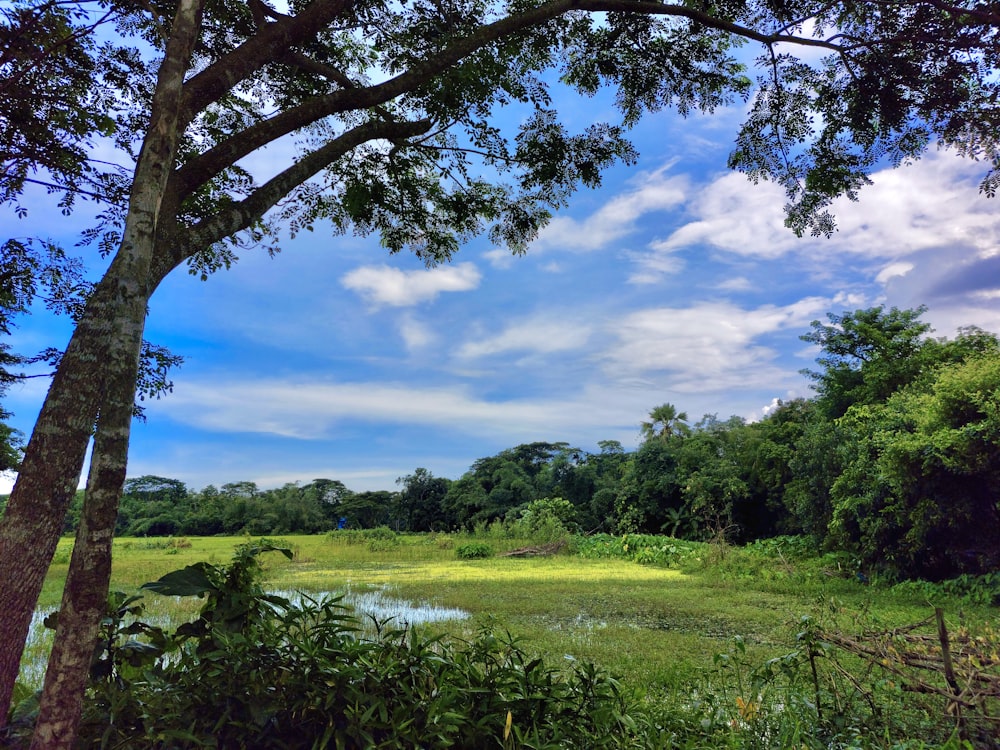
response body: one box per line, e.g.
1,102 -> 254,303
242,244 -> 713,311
456,542 -> 493,559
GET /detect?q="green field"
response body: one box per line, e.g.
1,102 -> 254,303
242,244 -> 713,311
24,533 -> 997,747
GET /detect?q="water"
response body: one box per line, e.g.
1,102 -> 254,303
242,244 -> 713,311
18,587 -> 469,690
272,586 -> 470,629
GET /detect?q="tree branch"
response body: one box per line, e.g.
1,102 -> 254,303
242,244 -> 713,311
175,0 -> 861,201
180,0 -> 356,124
162,117 -> 431,275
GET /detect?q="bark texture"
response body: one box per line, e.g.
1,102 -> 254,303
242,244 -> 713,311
0,0 -> 204,740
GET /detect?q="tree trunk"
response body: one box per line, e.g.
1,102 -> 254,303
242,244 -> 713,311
0,0 -> 203,730
30,293 -> 147,749
0,282 -> 117,726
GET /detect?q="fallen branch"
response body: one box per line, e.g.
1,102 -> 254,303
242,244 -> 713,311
500,540 -> 567,557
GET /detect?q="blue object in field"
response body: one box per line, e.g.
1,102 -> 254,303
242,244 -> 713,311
338,517 -> 347,530
856,571 -> 869,584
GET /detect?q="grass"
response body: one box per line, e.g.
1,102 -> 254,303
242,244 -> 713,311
32,531 -> 987,706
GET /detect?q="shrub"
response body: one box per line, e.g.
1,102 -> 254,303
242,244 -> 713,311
456,542 -> 493,560
575,533 -> 701,567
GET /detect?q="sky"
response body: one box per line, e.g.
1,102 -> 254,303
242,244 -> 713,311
4,78 -> 1000,495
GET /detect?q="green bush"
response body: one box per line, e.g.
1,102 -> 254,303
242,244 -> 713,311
455,542 -> 493,560
575,533 -> 702,567
52,544 -> 658,749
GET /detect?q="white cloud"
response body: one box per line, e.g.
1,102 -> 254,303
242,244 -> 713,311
398,314 -> 434,351
713,276 -> 753,292
603,298 -> 831,393
634,150 -> 1000,282
341,262 -> 481,307
457,318 -> 592,359
875,261 -> 914,285
626,248 -> 685,285
529,164 -> 690,254
159,378 -> 633,443
652,173 -> 798,259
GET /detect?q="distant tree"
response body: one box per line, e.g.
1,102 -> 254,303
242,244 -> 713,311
340,491 -> 395,530
640,403 -> 690,442
737,399 -> 819,539
220,481 -> 260,499
613,438 -> 683,534
673,415 -> 751,540
443,442 -> 573,528
302,478 -> 353,527
395,469 -> 451,532
586,440 -> 629,532
122,475 -> 188,504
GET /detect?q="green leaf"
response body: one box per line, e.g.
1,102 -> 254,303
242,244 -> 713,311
141,564 -> 218,597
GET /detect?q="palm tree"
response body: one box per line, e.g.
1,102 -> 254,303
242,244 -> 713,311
640,403 -> 690,442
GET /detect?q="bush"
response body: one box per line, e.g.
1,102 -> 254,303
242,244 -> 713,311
508,497 -> 576,543
456,542 -> 493,560
575,533 -> 702,567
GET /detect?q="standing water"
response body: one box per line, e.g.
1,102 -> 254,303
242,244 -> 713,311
19,586 -> 468,690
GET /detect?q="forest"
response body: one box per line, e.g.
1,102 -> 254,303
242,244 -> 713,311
20,304 -> 997,585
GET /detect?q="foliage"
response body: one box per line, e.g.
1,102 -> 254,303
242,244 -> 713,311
364,526 -> 401,552
830,355 -> 1000,580
890,573 -> 1000,608
641,403 -> 691,442
53,546 -> 658,749
455,541 -> 494,559
658,603 -> 993,749
506,497 -> 576,542
395,468 -> 451,532
444,442 -> 576,529
574,533 -> 703,568
801,306 -> 933,419
14,532 -> 1000,748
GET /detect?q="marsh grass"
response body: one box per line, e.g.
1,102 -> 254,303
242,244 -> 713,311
26,532 -> 993,744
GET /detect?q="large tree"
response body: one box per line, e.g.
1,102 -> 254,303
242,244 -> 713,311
3,0 -> 1000,744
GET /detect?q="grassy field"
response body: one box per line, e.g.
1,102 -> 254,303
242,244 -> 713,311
29,531 -> 985,710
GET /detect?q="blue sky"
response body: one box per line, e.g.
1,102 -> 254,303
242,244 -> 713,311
4,84 -> 1000,495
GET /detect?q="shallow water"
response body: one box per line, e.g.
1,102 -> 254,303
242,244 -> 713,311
273,585 -> 470,629
19,586 -> 469,690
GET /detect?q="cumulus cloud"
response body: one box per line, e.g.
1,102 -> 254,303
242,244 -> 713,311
341,262 -> 481,307
633,150 -> 1000,283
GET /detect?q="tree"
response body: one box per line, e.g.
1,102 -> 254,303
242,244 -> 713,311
640,403 -> 690,442
0,0 -> 121,209
800,306 -> 932,418
613,437 -> 683,533
395,468 -> 451,531
4,0 -> 1000,744
830,355 -> 1000,580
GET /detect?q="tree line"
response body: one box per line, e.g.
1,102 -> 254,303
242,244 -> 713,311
16,305 -> 994,584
